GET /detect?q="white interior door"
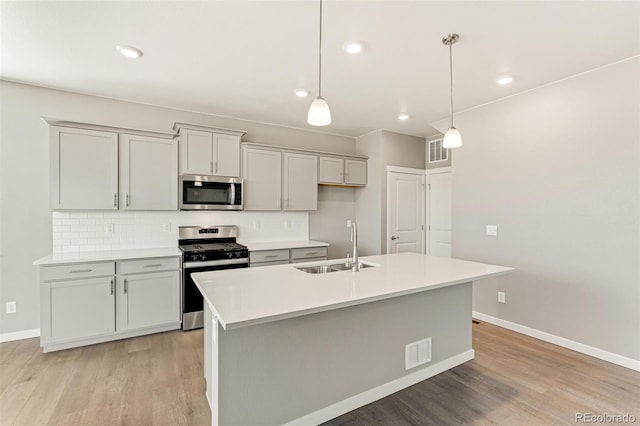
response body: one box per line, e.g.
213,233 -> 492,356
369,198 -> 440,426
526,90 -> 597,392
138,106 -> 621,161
428,171 -> 452,257
388,172 -> 424,253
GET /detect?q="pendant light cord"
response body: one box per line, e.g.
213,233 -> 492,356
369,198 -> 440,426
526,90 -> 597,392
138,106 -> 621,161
449,41 -> 454,128
318,0 -> 323,97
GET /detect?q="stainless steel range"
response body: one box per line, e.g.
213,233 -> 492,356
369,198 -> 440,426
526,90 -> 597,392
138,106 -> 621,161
179,225 -> 248,330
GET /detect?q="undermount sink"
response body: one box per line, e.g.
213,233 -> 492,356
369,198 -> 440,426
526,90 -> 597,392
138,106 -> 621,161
295,262 -> 375,274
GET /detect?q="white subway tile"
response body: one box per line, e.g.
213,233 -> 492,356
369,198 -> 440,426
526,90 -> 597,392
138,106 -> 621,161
71,238 -> 88,245
70,225 -> 88,232
62,219 -> 80,225
62,246 -> 79,253
62,232 -> 80,239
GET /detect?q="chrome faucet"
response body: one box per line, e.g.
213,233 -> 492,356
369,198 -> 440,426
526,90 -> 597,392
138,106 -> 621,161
346,221 -> 360,272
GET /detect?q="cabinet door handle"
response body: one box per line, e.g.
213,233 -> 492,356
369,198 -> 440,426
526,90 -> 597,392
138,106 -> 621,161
126,193 -> 130,207
391,236 -> 399,240
124,278 -> 128,294
110,278 -> 114,295
69,269 -> 92,274
210,161 -> 213,174
214,161 -> 218,174
345,172 -> 350,182
144,264 -> 162,268
113,193 -> 117,207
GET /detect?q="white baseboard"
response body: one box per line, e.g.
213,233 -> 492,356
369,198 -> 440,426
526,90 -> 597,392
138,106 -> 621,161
285,349 -> 475,426
472,311 -> 640,372
0,328 -> 40,343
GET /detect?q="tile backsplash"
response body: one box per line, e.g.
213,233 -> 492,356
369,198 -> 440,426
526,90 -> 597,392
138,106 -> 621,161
52,211 -> 309,253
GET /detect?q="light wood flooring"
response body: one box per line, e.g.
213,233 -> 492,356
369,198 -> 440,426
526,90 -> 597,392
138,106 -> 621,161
1,322 -> 638,425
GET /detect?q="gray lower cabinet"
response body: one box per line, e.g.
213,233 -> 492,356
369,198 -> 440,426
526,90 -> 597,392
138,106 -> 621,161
40,257 -> 181,352
250,246 -> 328,267
49,276 -> 116,342
117,270 -> 180,331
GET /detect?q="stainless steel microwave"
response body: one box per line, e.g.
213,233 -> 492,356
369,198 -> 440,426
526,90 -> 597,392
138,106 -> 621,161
179,175 -> 243,210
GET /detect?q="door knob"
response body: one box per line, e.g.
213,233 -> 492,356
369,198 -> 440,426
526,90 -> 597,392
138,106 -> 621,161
391,236 -> 399,240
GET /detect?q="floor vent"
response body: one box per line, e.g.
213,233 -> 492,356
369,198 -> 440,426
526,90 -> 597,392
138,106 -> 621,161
405,337 -> 432,370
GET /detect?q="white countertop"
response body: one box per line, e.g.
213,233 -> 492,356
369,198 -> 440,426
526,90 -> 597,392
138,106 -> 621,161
33,247 -> 182,265
193,252 -> 514,330
239,240 -> 329,251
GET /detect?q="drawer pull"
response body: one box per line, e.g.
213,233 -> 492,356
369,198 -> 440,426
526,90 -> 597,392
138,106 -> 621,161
306,252 -> 318,256
143,264 -> 163,268
265,255 -> 279,259
70,269 -> 92,274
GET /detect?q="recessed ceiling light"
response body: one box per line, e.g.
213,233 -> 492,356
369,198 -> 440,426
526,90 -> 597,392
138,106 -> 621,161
496,75 -> 513,85
116,45 -> 143,59
343,41 -> 364,54
295,89 -> 309,97
398,113 -> 409,121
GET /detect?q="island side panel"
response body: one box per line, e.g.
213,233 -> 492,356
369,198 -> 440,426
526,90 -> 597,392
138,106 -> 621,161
217,282 -> 472,426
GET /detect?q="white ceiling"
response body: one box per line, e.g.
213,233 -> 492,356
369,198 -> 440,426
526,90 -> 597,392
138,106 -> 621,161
2,1 -> 639,138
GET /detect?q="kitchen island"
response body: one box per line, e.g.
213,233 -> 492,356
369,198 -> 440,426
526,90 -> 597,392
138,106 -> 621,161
192,252 -> 513,426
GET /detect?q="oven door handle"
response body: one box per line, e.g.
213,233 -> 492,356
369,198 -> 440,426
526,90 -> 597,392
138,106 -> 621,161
183,258 -> 249,269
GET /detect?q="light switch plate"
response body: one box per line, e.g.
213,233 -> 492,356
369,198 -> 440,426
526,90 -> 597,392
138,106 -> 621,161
486,225 -> 498,236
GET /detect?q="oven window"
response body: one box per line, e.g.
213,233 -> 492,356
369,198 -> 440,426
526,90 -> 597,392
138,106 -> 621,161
183,181 -> 231,205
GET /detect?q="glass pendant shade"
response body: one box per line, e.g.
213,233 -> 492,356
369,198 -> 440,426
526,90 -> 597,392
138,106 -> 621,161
307,96 -> 331,126
443,126 -> 462,148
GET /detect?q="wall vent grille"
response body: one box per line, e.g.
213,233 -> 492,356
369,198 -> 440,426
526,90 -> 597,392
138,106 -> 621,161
429,138 -> 448,163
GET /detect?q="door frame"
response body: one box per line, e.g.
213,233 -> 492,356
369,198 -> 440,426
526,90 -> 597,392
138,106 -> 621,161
385,166 -> 426,254
425,166 -> 452,255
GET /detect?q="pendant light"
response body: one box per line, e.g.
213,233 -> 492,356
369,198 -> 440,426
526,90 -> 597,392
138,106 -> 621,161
308,0 -> 331,126
442,34 -> 462,148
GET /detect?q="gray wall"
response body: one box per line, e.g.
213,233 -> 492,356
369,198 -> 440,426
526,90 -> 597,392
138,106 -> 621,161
0,81 -> 356,335
434,57 -> 640,361
309,186 -> 356,260
356,130 -> 426,255
218,283 -> 472,425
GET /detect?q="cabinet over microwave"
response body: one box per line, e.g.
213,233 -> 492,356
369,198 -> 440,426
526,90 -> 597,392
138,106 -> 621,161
179,175 -> 243,210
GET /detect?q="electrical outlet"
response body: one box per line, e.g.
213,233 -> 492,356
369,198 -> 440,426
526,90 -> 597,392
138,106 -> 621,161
486,225 -> 498,236
162,223 -> 171,233
6,301 -> 16,314
104,223 -> 115,233
497,291 -> 506,304
284,220 -> 291,229
253,220 -> 260,229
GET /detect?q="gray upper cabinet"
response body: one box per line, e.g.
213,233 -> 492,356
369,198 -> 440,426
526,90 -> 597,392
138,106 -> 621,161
50,126 -> 119,210
319,156 -> 367,186
283,152 -> 318,211
178,128 -> 214,175
119,134 -> 178,210
174,123 -> 246,177
242,147 -> 282,211
344,159 -> 367,185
